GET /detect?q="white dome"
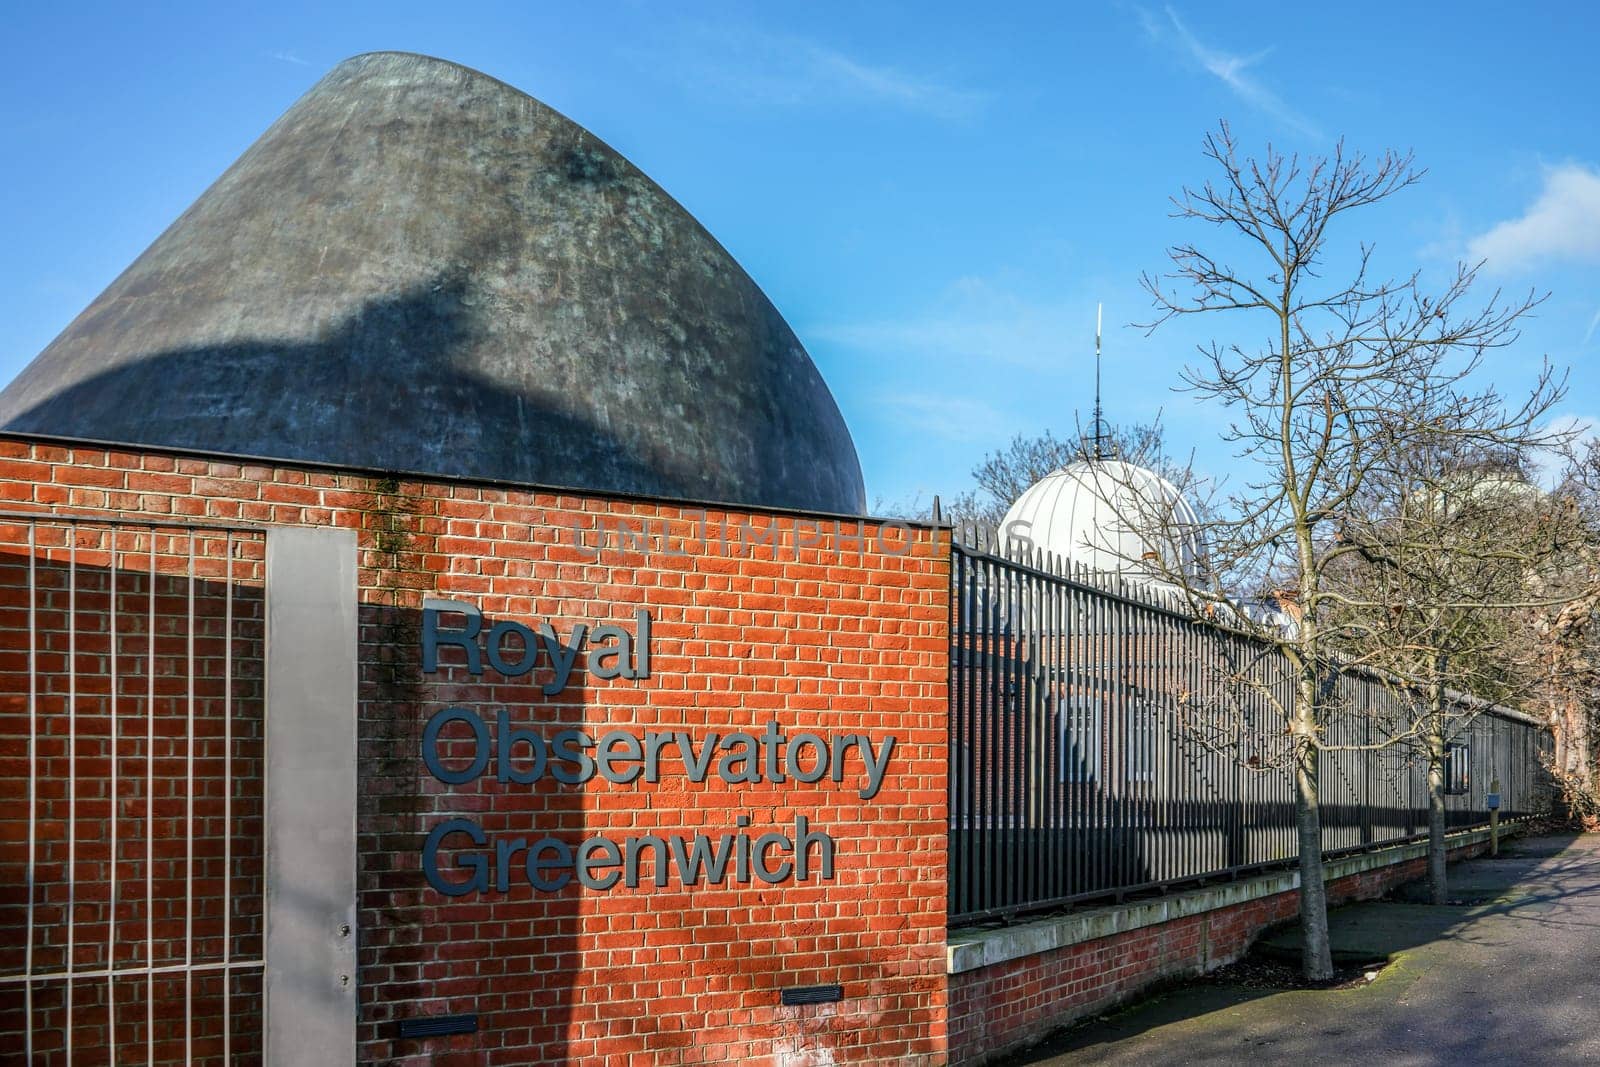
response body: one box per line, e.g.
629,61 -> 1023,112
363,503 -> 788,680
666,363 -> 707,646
999,459 -> 1205,585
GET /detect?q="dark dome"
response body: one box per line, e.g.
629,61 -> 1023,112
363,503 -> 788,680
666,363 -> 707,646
0,52 -> 866,513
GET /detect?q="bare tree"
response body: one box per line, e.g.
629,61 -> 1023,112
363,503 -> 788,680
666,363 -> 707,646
1509,444 -> 1600,825
1137,123 -> 1562,978
1326,435 -> 1573,902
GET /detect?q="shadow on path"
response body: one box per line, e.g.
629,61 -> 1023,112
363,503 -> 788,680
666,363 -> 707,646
1008,832 -> 1600,1066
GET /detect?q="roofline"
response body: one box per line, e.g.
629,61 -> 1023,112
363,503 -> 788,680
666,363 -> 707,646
0,430 -> 950,532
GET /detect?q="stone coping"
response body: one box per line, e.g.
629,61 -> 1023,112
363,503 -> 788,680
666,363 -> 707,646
947,824 -> 1514,975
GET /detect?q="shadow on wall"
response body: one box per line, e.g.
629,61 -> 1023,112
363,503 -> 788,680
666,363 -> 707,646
359,596 -> 593,1063
1,274 -> 713,503
1,268 -> 864,513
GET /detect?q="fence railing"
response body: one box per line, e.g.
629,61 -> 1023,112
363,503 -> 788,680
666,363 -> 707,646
948,526 -> 1553,927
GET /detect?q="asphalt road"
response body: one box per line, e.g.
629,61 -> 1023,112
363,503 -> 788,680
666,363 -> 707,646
1010,832 -> 1600,1066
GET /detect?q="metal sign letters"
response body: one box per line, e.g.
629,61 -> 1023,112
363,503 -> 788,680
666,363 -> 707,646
416,598 -> 897,896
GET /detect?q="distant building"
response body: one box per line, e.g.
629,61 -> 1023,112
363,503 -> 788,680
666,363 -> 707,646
999,457 -> 1205,588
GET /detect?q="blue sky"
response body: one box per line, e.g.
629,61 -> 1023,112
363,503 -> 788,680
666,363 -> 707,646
3,2 -> 1597,508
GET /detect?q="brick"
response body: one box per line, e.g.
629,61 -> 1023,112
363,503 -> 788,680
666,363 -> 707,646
1,435 -> 951,1066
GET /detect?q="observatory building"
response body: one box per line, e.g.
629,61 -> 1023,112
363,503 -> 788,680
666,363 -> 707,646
0,52 -> 924,1067
0,51 -> 865,515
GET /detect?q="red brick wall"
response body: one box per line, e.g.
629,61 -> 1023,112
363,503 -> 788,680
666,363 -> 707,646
0,437 -> 951,1066
948,836 -> 1499,1065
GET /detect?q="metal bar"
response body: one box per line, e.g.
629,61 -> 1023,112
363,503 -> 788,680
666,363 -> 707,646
954,549 -> 968,917
985,554 -> 1000,914
1120,585 -> 1132,895
0,959 -> 267,986
946,550 -> 957,918
25,523 -> 37,1062
109,531 -> 120,1065
1092,569 -> 1105,896
185,533 -> 196,1065
1115,583 -> 1128,889
1048,551 -> 1062,905
1024,561 -> 1035,910
224,532 -> 234,1061
953,550 -> 966,921
967,550 -> 979,916
1157,616 -> 1172,884
0,509 -> 262,533
1075,573 -> 1087,898
1065,575 -> 1079,901
1039,553 -> 1051,904
1024,561 -> 1038,910
67,531 -> 77,1066
146,533 -> 155,1062
950,546 -> 959,915
1230,624 -> 1243,871
956,545 -> 965,917
966,551 -> 979,915
1003,556 -> 1017,912
1015,554 -> 1025,908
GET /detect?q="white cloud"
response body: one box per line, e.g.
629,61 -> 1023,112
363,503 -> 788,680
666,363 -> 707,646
265,50 -> 310,67
1467,164 -> 1600,273
880,392 -> 1010,442
664,28 -> 988,121
1136,6 -> 1320,138
813,277 -> 1090,371
802,47 -> 985,118
1532,412 -> 1599,489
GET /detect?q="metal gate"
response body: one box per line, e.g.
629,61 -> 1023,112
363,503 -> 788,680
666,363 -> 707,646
1,514 -> 267,1062
1,513 -> 359,1065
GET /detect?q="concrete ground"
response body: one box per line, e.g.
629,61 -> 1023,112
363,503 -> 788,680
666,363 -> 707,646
1007,832 -> 1600,1066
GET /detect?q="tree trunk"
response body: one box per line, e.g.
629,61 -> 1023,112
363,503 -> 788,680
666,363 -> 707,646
1551,703 -> 1568,783
1565,697 -> 1594,792
1293,673 -> 1334,981
1426,728 -> 1448,905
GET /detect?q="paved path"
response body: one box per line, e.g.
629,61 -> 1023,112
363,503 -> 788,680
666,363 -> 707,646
1010,833 -> 1600,1066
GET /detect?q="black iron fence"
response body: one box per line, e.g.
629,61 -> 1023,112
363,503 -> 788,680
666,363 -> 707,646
948,525 -> 1553,927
